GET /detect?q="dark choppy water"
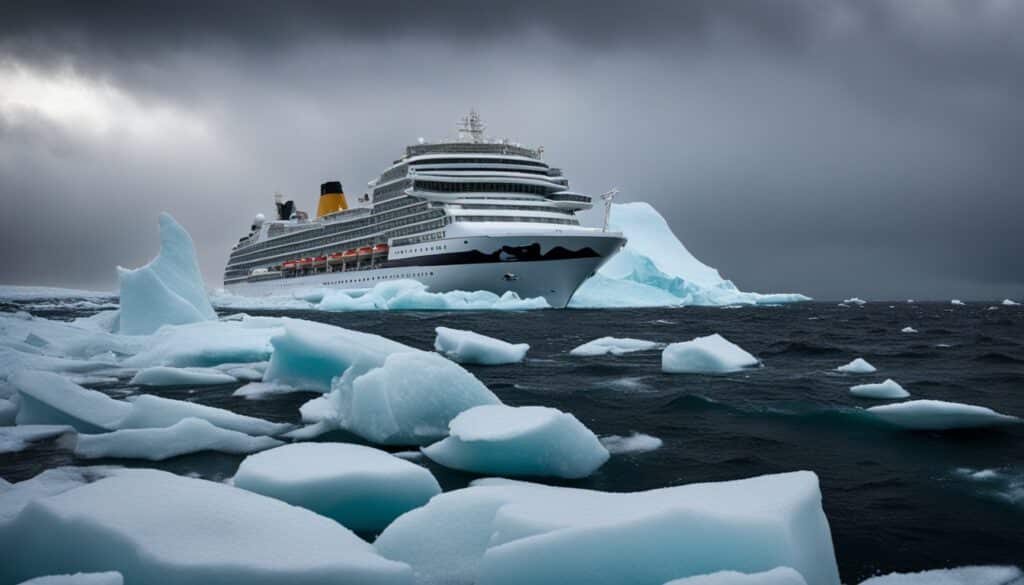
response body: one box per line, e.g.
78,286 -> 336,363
2,301 -> 1022,582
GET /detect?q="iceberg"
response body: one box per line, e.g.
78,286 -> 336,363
129,366 -> 237,386
233,443 -> 441,532
849,379 -> 909,400
73,418 -> 282,461
900,326 -> 917,334
836,358 -> 876,374
664,567 -> 807,585
422,404 -> 609,479
857,565 -> 1021,585
434,327 -> 529,365
374,471 -> 839,585
117,213 -> 216,335
600,432 -> 663,454
16,572 -> 123,585
662,334 -> 759,374
0,468 -> 413,584
0,425 -> 74,455
568,203 -> 809,308
867,400 -> 1021,430
1002,299 -> 1020,306
951,299 -> 965,306
12,371 -> 131,433
325,351 -> 502,445
569,337 -> 662,356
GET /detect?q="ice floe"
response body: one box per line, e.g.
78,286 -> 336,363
0,425 -> 74,454
16,572 -> 124,585
568,203 -> 808,308
233,443 -> 441,532
836,358 -> 876,374
849,379 -> 909,400
0,286 -> 114,302
950,299 -> 965,306
0,468 -> 413,584
232,381 -> 297,400
857,565 -> 1022,585
843,298 -> 867,305
662,334 -> 759,374
664,567 -> 807,585
117,213 -> 216,335
1002,299 -> 1020,306
129,366 -> 237,386
117,394 -> 291,436
434,327 -> 529,365
569,336 -> 662,356
12,371 -> 131,433
600,432 -> 663,454
375,471 -> 839,585
900,326 -> 917,333
422,404 -> 609,479
73,418 -> 282,460
867,400 -> 1021,430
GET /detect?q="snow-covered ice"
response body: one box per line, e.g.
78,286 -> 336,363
233,443 -> 441,532
0,468 -> 413,584
843,298 -> 867,305
73,418 -> 282,460
0,425 -> 74,454
16,572 -> 124,585
867,400 -> 1021,430
836,358 -> 876,374
857,565 -> 1021,585
117,213 -> 216,335
129,366 -> 237,386
900,326 -> 917,333
12,371 -> 131,433
950,299 -> 965,306
570,336 -> 662,356
600,432 -> 663,454
568,203 -> 808,308
849,379 -> 910,400
434,327 -> 529,365
1002,299 -> 1020,306
422,404 -> 609,479
314,350 -> 501,445
662,334 -> 759,374
664,567 -> 807,585
375,471 -> 839,585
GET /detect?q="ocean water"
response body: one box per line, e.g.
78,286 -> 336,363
2,300 -> 1022,582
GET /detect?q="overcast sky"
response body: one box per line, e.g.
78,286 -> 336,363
1,0 -> 1022,300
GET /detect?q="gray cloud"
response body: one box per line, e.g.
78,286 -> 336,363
1,0 -> 1022,299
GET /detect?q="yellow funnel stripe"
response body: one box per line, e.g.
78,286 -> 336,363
317,192 -> 348,218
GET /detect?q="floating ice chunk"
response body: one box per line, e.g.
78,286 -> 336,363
662,334 -> 759,374
0,468 -> 413,584
843,298 -> 866,305
900,326 -> 917,333
375,471 -> 839,585
16,571 -> 123,585
232,381 -> 297,399
570,337 -> 662,356
849,379 -> 910,400
422,404 -> 609,479
317,280 -> 550,312
0,425 -> 75,454
123,317 -> 281,368
664,567 -> 807,585
219,363 -> 266,381
12,371 -> 131,433
117,213 -> 216,335
0,466 -> 120,523
118,394 -> 291,436
129,366 -> 237,386
1003,299 -> 1020,306
569,203 -> 808,308
950,299 -> 965,306
74,418 -> 282,461
858,565 -> 1021,585
233,443 -> 441,532
434,327 -> 529,365
329,351 -> 501,445
867,400 -> 1021,430
600,432 -> 663,454
836,358 -> 876,374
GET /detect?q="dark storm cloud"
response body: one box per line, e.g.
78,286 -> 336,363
1,0 -> 1022,299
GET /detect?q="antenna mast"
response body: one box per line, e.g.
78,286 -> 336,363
600,188 -> 619,232
458,109 -> 486,143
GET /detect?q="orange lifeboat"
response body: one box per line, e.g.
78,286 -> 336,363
282,260 -> 296,270
328,252 -> 344,265
357,246 -> 373,257
298,258 -> 313,268
342,249 -> 357,259
372,244 -> 389,255
313,256 -> 327,267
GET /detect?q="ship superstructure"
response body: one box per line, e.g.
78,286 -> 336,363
223,111 -> 625,307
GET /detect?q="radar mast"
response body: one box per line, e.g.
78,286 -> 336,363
458,109 -> 486,143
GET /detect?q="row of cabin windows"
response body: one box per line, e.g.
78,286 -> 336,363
322,271 -> 435,286
452,215 -> 578,226
415,181 -> 549,195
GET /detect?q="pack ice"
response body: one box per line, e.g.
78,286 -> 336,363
664,567 -> 808,585
849,379 -> 909,400
836,358 -> 877,374
0,468 -> 413,584
73,418 -> 282,461
434,327 -> 529,365
867,400 -> 1021,430
375,471 -> 839,585
117,213 -> 216,335
569,202 -> 809,308
233,443 -> 441,532
570,336 -> 662,356
422,404 -> 609,479
662,334 -> 760,374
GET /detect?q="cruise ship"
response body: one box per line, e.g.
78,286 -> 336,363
223,111 -> 626,308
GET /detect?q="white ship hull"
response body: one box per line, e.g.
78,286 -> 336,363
225,232 -> 624,308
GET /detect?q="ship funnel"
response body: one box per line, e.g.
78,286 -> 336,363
317,180 -> 348,218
